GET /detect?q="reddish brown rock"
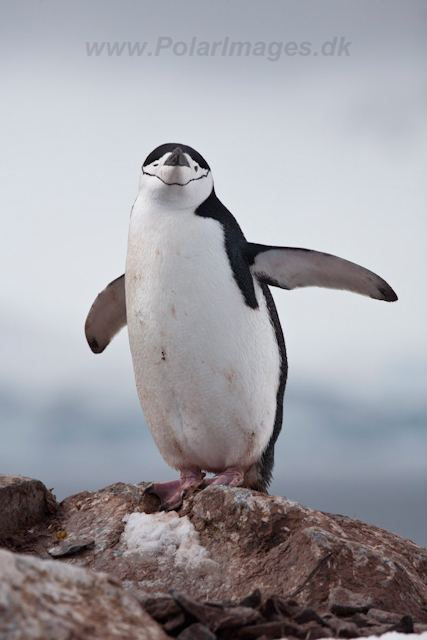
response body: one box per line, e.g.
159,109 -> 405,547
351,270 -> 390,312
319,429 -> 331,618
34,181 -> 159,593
1,477 -> 426,625
0,474 -> 57,543
0,547 -> 168,640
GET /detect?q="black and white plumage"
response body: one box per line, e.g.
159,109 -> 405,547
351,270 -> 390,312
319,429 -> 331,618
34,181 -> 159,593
85,143 -> 397,510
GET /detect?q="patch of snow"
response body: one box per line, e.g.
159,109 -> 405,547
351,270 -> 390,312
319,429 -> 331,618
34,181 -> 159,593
121,511 -> 218,576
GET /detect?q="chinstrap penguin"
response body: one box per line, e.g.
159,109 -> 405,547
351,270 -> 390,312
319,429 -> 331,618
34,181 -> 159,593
85,143 -> 397,511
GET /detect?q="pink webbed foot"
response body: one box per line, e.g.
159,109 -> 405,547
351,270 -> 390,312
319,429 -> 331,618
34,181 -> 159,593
202,468 -> 244,488
144,469 -> 205,511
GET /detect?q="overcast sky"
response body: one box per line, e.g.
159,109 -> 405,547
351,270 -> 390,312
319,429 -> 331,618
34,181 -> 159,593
1,1 -> 426,546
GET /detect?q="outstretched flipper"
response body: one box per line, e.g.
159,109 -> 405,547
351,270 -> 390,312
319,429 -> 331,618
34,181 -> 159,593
244,244 -> 397,302
85,275 -> 127,353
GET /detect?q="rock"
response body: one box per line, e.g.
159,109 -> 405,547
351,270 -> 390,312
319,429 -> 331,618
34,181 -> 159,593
1,475 -> 427,631
329,586 -> 373,616
335,620 -> 360,638
357,625 -> 391,637
345,613 -> 376,629
0,474 -> 57,543
322,613 -> 360,636
171,590 -> 263,631
389,615 -> 415,634
0,547 -> 168,639
294,607 -> 326,626
176,623 -> 217,640
137,593 -> 183,621
239,588 -> 263,608
47,539 -> 95,557
368,609 -> 405,625
135,589 -> 427,639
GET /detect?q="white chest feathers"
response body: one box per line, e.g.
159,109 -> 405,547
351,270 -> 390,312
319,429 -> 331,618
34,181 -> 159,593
125,201 -> 281,473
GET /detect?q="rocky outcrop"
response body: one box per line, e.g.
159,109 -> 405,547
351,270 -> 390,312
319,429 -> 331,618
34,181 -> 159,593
1,474 -> 427,638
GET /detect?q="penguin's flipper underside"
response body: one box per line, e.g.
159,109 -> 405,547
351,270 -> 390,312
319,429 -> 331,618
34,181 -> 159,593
245,244 -> 397,302
85,274 -> 127,353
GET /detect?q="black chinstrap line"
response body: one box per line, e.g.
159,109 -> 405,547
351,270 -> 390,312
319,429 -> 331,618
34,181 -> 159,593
142,168 -> 210,187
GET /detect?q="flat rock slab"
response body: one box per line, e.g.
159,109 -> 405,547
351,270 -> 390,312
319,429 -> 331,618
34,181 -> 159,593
0,474 -> 57,542
0,547 -> 168,640
1,476 -> 426,625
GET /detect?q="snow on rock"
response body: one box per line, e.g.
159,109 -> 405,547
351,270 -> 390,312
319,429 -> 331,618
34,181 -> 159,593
121,511 -> 219,576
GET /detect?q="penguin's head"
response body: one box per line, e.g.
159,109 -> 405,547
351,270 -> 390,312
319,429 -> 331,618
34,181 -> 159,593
139,143 -> 213,209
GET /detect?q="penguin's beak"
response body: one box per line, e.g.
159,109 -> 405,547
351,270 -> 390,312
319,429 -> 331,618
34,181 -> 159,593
164,147 -> 190,168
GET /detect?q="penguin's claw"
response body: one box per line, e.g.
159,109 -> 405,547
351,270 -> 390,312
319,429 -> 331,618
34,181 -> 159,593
202,468 -> 244,488
159,490 -> 186,512
144,468 -> 244,510
144,471 -> 204,512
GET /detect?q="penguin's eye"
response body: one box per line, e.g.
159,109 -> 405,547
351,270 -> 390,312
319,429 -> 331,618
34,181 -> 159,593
194,165 -> 198,172
153,163 -> 159,167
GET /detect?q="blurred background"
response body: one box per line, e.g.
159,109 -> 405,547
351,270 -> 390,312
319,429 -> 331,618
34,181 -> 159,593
1,1 -> 426,546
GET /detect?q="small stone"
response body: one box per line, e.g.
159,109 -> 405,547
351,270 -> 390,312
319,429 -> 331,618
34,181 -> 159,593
337,621 -> 360,638
357,625 -> 390,637
294,608 -> 326,626
171,590 -> 262,631
177,623 -> 217,640
237,620 -> 303,639
346,613 -> 374,628
388,615 -> 414,634
322,613 -> 341,630
305,626 -> 334,639
163,612 -> 186,633
329,587 -> 372,617
138,594 -> 182,620
367,608 -> 403,624
48,540 -> 94,558
239,588 -> 262,608
216,605 -> 263,629
259,595 -> 302,620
